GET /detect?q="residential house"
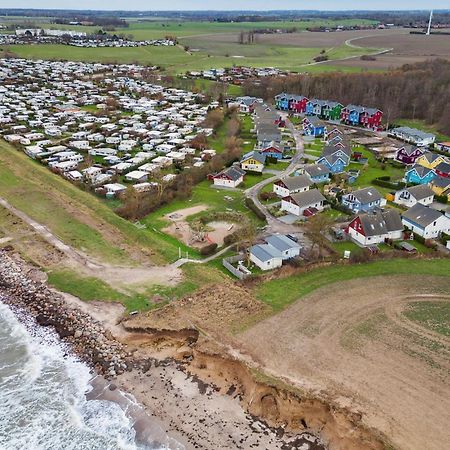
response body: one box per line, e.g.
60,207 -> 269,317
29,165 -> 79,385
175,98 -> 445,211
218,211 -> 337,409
341,105 -> 383,129
416,152 -> 448,169
289,95 -> 308,114
273,175 -> 312,198
264,234 -> 301,260
389,127 -> 435,147
274,93 -> 290,111
405,165 -> 436,185
260,143 -> 284,160
249,244 -> 283,271
402,203 -> 450,238
240,151 -> 266,173
435,161 -> 450,179
236,96 -> 262,113
341,187 -> 386,213
300,163 -> 331,184
249,234 -> 300,271
302,116 -> 326,137
321,101 -> 343,121
395,145 -> 425,165
317,144 -> 351,174
281,189 -> 326,217
212,166 -> 245,188
394,185 -> 434,208
125,170 -> 148,183
346,209 -> 404,246
305,99 -> 325,116
429,176 -> 450,201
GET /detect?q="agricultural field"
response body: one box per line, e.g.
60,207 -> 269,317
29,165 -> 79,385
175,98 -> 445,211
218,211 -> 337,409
239,273 -> 450,450
327,31 -> 450,70
0,19 -> 393,74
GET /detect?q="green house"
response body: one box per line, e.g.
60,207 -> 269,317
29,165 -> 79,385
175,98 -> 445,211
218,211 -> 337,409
322,101 -> 343,121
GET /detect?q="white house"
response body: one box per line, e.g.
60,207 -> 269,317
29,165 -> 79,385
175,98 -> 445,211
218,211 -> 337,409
273,175 -> 312,198
264,234 -> 301,260
346,210 -> 403,247
281,189 -> 326,217
402,204 -> 450,239
249,244 -> 283,271
394,185 -> 434,208
212,166 -> 245,188
125,170 -> 148,183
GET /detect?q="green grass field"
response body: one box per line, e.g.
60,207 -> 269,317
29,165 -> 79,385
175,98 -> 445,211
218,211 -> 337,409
256,258 -> 450,312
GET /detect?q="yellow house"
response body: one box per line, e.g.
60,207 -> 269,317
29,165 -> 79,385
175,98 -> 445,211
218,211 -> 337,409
416,151 -> 449,169
240,151 -> 266,173
430,177 -> 450,200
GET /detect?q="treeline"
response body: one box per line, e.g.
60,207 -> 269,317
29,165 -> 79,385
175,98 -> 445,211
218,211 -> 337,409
116,109 -> 242,221
243,59 -> 450,135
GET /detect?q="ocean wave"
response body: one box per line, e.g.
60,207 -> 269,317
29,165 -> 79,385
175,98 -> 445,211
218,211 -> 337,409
0,302 -> 168,450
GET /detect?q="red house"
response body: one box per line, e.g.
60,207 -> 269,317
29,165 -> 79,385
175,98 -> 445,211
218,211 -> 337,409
435,162 -> 450,178
289,95 -> 308,114
360,108 -> 383,129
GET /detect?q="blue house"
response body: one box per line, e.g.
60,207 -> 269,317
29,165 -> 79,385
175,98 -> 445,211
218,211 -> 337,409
317,154 -> 348,174
405,165 -> 437,185
260,143 -> 284,160
300,163 -> 331,184
341,187 -> 386,213
341,105 -> 365,126
274,93 -> 290,111
316,144 -> 351,174
302,117 -> 326,137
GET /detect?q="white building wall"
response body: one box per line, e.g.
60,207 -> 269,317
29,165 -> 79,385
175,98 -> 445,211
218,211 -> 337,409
250,253 -> 282,271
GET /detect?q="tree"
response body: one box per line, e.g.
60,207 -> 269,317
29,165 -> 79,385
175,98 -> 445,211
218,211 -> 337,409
303,213 -> 333,259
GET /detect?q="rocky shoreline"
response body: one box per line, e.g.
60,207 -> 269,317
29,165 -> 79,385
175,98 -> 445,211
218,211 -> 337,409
0,248 -> 331,450
0,249 -> 129,378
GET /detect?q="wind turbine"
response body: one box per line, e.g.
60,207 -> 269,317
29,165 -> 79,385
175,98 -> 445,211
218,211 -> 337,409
426,10 -> 433,35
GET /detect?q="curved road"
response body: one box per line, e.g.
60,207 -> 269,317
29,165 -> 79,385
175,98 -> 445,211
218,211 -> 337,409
245,115 -> 310,244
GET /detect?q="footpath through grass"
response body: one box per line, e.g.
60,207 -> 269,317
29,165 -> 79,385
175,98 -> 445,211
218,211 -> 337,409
256,258 -> 450,312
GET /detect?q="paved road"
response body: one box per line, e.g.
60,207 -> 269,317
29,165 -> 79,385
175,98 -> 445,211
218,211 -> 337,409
244,115 -> 309,243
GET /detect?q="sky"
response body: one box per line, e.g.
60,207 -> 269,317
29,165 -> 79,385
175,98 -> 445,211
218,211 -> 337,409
1,1 -> 448,11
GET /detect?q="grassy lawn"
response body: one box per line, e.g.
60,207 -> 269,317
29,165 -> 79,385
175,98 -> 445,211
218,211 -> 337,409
403,301 -> 450,337
265,161 -> 290,171
0,140 -> 221,264
47,262 -> 227,312
330,241 -> 362,254
349,146 -> 405,189
256,258 -> 450,312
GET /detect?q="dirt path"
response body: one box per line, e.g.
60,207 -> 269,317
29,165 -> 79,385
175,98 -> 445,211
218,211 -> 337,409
0,196 -> 182,288
238,276 -> 450,450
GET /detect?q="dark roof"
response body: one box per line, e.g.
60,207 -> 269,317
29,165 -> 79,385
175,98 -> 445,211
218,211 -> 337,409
348,187 -> 383,204
435,161 -> 450,173
241,151 -> 266,165
382,209 -> 404,232
216,165 -> 245,181
304,163 -> 331,177
357,209 -> 402,237
402,203 -> 443,228
278,175 -> 312,191
403,184 -> 434,200
397,145 -> 421,156
407,164 -> 435,178
288,189 -> 325,208
431,176 -> 450,189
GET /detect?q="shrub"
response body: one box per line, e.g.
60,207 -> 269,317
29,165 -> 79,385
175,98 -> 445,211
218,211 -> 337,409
245,197 -> 266,221
199,243 -> 218,256
435,194 -> 448,204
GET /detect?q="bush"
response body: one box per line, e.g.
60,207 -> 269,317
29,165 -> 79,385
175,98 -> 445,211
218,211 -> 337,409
199,243 -> 218,256
260,191 -> 277,201
372,177 -> 406,189
245,197 -> 266,221
435,194 -> 448,204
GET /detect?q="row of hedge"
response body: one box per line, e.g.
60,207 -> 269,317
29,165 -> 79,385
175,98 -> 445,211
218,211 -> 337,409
245,197 -> 266,221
